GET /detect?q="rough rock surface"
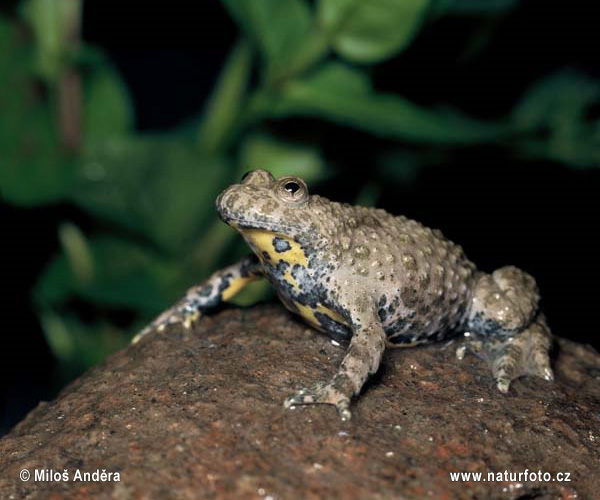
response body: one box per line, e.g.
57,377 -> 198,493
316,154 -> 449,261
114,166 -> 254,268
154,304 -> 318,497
0,304 -> 598,500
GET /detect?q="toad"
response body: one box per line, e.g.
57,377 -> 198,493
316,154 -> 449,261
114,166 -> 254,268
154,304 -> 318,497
133,170 -> 553,419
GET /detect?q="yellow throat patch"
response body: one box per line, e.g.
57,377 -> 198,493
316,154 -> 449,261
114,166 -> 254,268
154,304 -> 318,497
240,229 -> 307,292
239,228 -> 349,330
240,229 -> 308,267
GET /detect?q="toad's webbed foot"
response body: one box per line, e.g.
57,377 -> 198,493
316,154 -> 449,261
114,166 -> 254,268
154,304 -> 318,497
132,304 -> 203,344
457,313 -> 554,393
284,377 -> 352,420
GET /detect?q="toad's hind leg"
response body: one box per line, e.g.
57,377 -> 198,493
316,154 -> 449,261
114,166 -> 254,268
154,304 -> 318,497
458,266 -> 554,392
457,314 -> 553,392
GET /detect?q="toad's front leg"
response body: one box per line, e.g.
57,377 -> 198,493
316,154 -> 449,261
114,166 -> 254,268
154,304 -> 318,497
284,306 -> 386,420
132,255 -> 263,343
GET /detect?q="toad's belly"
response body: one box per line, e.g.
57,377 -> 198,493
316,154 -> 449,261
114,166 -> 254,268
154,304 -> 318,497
277,292 -> 353,344
276,280 -> 470,346
381,286 -> 471,346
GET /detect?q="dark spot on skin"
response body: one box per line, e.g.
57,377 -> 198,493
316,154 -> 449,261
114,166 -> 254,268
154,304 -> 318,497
290,264 -> 305,279
401,287 -> 420,308
436,318 -> 449,333
217,273 -> 234,292
385,317 -> 407,337
272,237 -> 291,253
432,293 -> 446,307
418,304 -> 431,316
262,251 -> 271,260
388,328 -> 428,345
192,273 -> 235,309
277,292 -> 299,313
386,305 -> 397,321
240,255 -> 261,277
186,298 -> 201,310
409,319 -> 425,333
402,254 -> 418,271
314,312 -> 352,343
468,311 -> 518,336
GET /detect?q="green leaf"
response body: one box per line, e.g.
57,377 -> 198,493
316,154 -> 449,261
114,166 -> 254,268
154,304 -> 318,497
512,70 -> 600,167
39,309 -> 128,374
238,133 -> 326,182
84,64 -> 134,142
186,220 -> 239,277
19,0 -> 82,82
39,310 -> 77,362
229,279 -> 273,306
35,235 -> 180,312
58,222 -> 94,285
221,0 -> 312,78
0,97 -> 77,206
432,0 -> 519,16
261,63 -> 505,144
318,0 -> 432,63
198,39 -> 252,153
0,16 -> 77,205
512,70 -> 600,131
74,136 -> 230,251
297,61 -> 371,94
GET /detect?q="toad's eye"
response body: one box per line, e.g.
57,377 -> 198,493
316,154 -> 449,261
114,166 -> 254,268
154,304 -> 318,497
277,177 -> 309,204
284,181 -> 300,194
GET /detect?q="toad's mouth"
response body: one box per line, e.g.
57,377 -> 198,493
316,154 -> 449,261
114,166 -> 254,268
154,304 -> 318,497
218,214 -> 276,234
215,189 -> 274,232
216,197 -> 288,235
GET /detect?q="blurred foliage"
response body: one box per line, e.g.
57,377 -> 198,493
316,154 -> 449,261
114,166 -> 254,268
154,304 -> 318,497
1,0 -> 599,377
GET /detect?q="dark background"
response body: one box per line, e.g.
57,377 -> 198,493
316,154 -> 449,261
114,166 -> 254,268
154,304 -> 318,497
1,0 -> 599,434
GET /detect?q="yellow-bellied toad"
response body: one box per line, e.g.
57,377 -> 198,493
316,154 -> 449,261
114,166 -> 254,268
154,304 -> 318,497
133,170 -> 554,419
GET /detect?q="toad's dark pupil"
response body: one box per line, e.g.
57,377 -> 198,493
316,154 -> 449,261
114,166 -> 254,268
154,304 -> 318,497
285,181 -> 300,194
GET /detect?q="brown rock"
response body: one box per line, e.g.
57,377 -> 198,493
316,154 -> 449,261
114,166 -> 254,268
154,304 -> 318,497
0,305 -> 598,500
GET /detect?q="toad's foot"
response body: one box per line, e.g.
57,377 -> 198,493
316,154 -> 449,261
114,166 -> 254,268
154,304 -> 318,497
284,378 -> 352,420
132,306 -> 202,344
284,313 -> 387,421
457,313 -> 554,393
